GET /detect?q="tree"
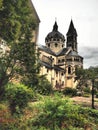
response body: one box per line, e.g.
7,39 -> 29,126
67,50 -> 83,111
0,0 -> 37,42
0,0 -> 39,99
0,0 -> 3,8
76,67 -> 98,109
0,47 -> 19,99
15,33 -> 40,87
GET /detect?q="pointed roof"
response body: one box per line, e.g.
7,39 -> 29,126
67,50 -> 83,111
45,21 -> 65,42
53,21 -> 58,31
66,19 -> 77,36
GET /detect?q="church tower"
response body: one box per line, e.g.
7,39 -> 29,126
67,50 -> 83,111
45,21 -> 65,53
66,20 -> 78,52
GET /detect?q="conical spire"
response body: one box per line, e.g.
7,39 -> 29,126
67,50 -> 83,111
53,21 -> 58,31
67,19 -> 77,36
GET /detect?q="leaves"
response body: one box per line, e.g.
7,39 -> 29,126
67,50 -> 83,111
0,0 -> 40,102
32,96 -> 98,129
0,0 -> 36,43
76,67 -> 98,87
5,83 -> 34,114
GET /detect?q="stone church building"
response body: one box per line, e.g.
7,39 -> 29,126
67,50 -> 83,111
38,20 -> 83,89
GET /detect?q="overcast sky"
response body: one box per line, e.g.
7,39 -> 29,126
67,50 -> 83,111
32,0 -> 98,68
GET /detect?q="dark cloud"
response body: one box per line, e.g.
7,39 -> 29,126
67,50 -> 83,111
79,46 -> 98,68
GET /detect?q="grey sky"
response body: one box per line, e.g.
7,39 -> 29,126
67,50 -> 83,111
32,0 -> 98,68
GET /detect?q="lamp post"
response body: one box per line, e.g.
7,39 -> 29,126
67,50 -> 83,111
91,76 -> 98,109
92,79 -> 95,109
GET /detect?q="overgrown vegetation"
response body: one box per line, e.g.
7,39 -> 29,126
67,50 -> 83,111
0,0 -> 40,99
0,95 -> 98,130
5,83 -> 35,115
63,87 -> 77,97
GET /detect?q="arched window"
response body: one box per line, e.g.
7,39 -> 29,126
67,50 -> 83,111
68,66 -> 71,74
55,43 -> 58,47
48,43 -> 50,47
58,59 -> 60,63
62,59 -> 64,62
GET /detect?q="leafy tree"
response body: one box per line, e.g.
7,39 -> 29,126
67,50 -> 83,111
0,0 -> 40,98
0,0 -> 3,9
16,36 -> 40,87
76,67 -> 98,108
0,48 -> 19,99
0,0 -> 36,43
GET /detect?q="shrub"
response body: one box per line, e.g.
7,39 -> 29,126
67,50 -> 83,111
96,93 -> 98,98
31,97 -> 88,129
83,87 -> 91,93
5,83 -> 34,115
63,87 -> 77,97
35,76 -> 53,95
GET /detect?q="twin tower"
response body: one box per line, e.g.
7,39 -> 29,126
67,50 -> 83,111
39,20 -> 83,89
45,20 -> 78,53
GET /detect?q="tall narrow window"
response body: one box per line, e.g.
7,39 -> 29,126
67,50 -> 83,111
68,66 -> 71,74
48,43 -> 50,47
55,43 -> 58,47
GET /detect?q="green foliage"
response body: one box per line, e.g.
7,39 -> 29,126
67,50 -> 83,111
5,83 -> 34,114
76,67 -> 98,87
0,0 -> 3,9
76,67 -> 98,109
0,0 -> 36,43
0,46 -> 21,100
96,93 -> 98,98
0,0 -> 40,97
35,76 -> 53,95
63,87 -> 77,97
17,41 -> 40,88
0,95 -> 98,129
83,87 -> 91,93
31,96 -> 92,129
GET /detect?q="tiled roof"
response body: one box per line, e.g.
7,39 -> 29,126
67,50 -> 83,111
57,48 -> 68,56
39,45 -> 56,56
40,60 -> 64,71
38,45 -> 69,56
40,61 -> 52,69
68,50 -> 83,58
54,65 -> 64,71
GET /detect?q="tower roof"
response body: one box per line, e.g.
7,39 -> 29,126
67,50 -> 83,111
66,20 -> 77,36
53,21 -> 58,31
45,21 -> 65,42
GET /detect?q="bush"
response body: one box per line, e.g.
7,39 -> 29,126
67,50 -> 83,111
31,96 -> 90,129
83,87 -> 91,93
96,93 -> 98,98
63,87 -> 77,97
5,83 -> 34,115
35,76 -> 53,95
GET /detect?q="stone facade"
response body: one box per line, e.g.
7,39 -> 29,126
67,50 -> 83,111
38,20 -> 83,89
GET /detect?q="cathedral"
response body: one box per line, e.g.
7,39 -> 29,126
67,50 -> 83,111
38,20 -> 83,89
